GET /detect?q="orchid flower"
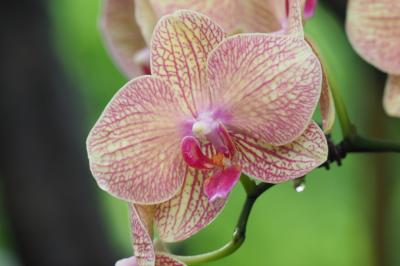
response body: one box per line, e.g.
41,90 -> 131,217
90,1 -> 329,265
88,0 -> 328,204
88,2 -> 328,265
100,0 -> 318,78
346,0 -> 400,117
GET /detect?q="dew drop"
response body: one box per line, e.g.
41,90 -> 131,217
295,183 -> 306,193
293,176 -> 306,193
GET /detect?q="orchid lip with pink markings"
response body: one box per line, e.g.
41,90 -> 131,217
180,108 -> 240,202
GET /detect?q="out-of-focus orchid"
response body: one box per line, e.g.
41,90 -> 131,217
346,0 -> 400,117
88,0 -> 327,208
100,0 -> 318,78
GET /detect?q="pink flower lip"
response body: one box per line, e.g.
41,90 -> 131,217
304,0 -> 317,19
181,136 -> 214,169
204,165 -> 242,202
180,111 -> 240,202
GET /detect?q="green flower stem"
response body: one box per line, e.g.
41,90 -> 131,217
175,175 -> 273,265
240,174 -> 257,194
347,135 -> 400,153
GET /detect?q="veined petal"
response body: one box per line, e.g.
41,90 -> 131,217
233,121 -> 328,183
87,76 -> 185,204
155,167 -> 226,242
346,0 -> 400,74
286,0 -> 304,37
128,206 -> 187,266
100,0 -> 147,77
148,0 -> 283,34
207,34 -> 322,146
129,205 -> 156,266
150,10 -> 225,116
383,75 -> 400,117
155,254 -> 186,266
148,0 -> 244,35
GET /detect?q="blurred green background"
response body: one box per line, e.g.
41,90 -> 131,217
1,1 -> 399,265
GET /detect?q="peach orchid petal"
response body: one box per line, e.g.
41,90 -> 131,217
87,76 -> 186,204
234,121 -> 328,183
100,0 -> 147,78
286,0 -> 305,37
130,205 -> 155,266
346,0 -> 400,74
129,205 -> 187,266
147,0 -> 283,36
207,33 -> 322,146
150,10 -> 226,116
383,75 -> 400,117
142,0 -> 317,39
155,254 -> 186,266
155,167 -> 226,242
148,0 -> 245,36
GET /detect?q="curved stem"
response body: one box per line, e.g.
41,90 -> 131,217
240,174 -> 257,195
347,135 -> 400,153
175,175 -> 273,265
